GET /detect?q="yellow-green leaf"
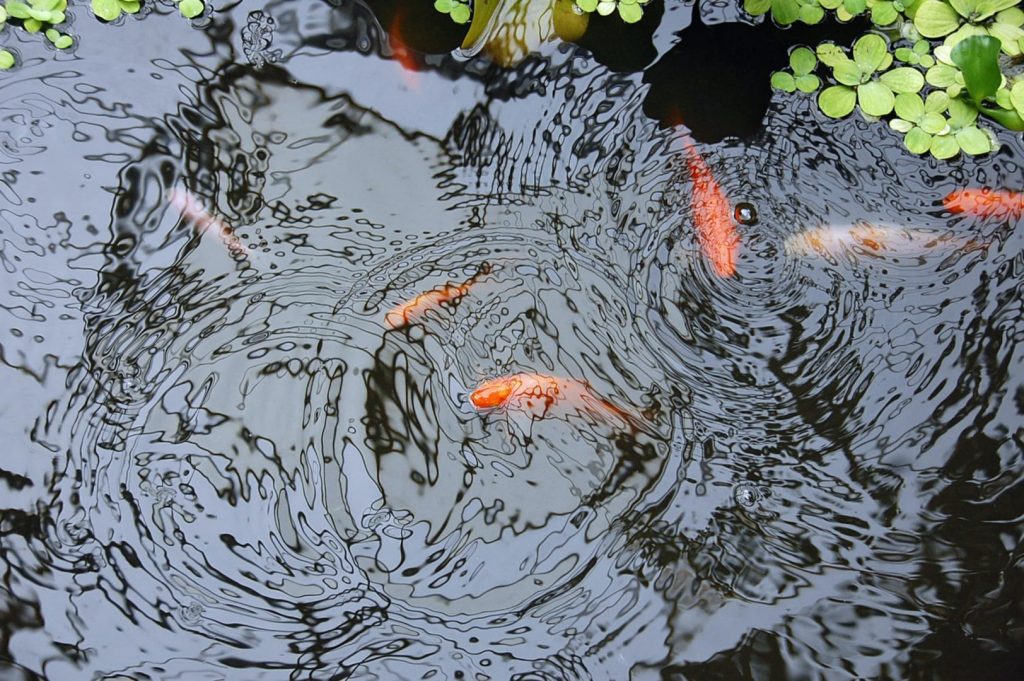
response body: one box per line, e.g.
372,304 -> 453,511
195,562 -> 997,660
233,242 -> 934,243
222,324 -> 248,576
819,85 -> 857,117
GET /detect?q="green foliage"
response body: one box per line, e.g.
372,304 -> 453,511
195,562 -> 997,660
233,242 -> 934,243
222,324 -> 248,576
771,46 -> 820,92
91,0 -> 139,21
575,0 -> 652,24
435,0 -> 471,24
913,0 -> 1024,56
0,1 -> 212,71
7,0 -> 67,33
950,35 -> 1024,130
813,34 -> 925,118
178,0 -> 203,18
759,0 -> 1021,159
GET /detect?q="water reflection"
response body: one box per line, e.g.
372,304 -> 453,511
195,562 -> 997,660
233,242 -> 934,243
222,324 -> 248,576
1,1 -> 1023,680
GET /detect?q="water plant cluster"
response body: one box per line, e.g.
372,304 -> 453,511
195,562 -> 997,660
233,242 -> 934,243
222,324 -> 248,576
758,0 -> 1024,158
435,0 -> 654,26
0,0 -> 205,69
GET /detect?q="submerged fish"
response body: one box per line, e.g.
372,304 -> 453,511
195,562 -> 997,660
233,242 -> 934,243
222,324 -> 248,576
167,187 -> 249,257
469,372 -> 639,427
784,222 -> 986,257
944,188 -> 1024,221
385,263 -> 491,329
685,142 -> 740,277
387,9 -> 421,91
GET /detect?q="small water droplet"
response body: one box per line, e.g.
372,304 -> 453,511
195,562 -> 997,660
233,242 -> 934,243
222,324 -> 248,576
734,202 -> 758,225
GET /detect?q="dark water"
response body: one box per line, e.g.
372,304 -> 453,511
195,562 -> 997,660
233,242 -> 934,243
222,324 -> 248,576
2,1 -> 1023,679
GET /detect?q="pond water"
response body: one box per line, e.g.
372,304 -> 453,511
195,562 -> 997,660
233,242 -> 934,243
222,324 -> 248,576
2,1 -> 1023,679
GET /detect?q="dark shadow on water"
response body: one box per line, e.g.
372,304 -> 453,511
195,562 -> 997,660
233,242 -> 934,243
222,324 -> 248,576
642,11 -> 869,142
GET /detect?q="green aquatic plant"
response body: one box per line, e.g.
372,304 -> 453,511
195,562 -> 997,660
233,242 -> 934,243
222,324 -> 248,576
576,0 -> 651,24
0,0 -> 208,70
771,46 -> 821,92
760,0 -> 1023,159
434,0 -> 471,24
90,0 -> 140,21
6,0 -> 66,32
2,0 -> 75,49
744,0 -> 828,25
913,0 -> 1024,55
949,35 -> 1024,129
889,90 -> 953,153
816,34 -> 925,117
895,38 -> 936,66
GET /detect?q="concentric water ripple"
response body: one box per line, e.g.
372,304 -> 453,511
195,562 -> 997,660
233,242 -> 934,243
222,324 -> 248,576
2,2 -> 1024,680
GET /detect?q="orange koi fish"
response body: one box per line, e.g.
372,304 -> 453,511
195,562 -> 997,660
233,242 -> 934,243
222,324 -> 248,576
168,187 -> 249,257
385,263 -> 491,329
469,372 -> 639,427
388,9 -> 420,91
944,188 -> 1024,221
685,141 -> 739,277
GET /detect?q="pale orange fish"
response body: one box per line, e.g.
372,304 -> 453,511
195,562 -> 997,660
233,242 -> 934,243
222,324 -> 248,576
469,372 -> 639,428
944,188 -> 1024,221
167,187 -> 249,257
784,223 -> 986,257
385,263 -> 490,329
685,141 -> 739,277
387,10 -> 420,91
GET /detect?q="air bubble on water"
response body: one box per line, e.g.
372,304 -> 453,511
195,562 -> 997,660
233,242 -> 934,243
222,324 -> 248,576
180,602 -> 205,624
734,202 -> 758,225
733,483 -> 760,508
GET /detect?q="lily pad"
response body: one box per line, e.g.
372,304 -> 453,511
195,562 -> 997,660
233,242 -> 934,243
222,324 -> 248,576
0,49 -> 14,70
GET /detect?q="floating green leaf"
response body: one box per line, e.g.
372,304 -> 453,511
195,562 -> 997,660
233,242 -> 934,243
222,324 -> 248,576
929,132 -> 960,158
819,85 -> 858,117
0,49 -> 14,70
790,46 -> 817,75
955,125 -> 991,154
771,71 -> 797,92
796,73 -> 821,92
854,33 -> 888,72
619,2 -> 643,23
437,0 -> 472,26
904,126 -> 933,153
1011,81 -> 1024,118
179,0 -> 204,19
859,79 -> 896,115
880,66 -> 925,92
913,0 -> 961,37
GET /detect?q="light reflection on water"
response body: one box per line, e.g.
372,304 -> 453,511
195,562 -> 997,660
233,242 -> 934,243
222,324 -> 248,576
1,2 -> 1023,680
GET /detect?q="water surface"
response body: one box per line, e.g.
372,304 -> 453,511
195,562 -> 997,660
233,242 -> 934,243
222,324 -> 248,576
1,2 -> 1023,679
